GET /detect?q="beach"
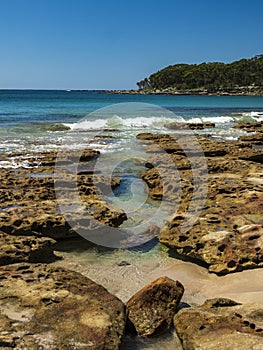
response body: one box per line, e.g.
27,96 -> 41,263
0,90 -> 263,349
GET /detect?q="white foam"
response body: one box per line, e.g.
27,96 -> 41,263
243,111 -> 263,117
224,136 -> 238,141
241,111 -> 263,121
186,117 -> 202,123
186,116 -> 235,124
64,119 -> 107,130
202,116 -> 235,124
64,114 -> 246,132
63,115 -> 175,131
0,159 -> 36,169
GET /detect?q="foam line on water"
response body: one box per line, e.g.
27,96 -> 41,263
64,115 -> 176,131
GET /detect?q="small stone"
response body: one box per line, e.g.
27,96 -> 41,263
117,261 -> 131,266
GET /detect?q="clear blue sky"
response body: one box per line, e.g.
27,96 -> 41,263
0,0 -> 262,89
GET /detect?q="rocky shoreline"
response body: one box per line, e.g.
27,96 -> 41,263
137,123 -> 263,275
105,89 -> 263,96
0,121 -> 262,348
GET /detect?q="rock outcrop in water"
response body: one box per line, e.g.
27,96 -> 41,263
233,121 -> 263,133
165,122 -> 215,130
137,125 -> 263,275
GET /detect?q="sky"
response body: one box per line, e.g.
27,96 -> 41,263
0,0 -> 262,90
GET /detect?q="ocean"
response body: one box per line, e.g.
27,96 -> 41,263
1,89 -> 263,159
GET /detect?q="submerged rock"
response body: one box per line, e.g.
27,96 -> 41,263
126,276 -> 184,336
174,298 -> 263,350
0,263 -> 126,349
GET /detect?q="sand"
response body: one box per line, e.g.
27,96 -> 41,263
53,242 -> 263,306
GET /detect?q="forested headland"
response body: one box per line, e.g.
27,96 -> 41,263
136,55 -> 263,95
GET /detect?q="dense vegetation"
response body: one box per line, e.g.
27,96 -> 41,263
137,55 -> 263,93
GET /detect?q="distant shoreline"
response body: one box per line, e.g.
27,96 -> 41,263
105,89 -> 263,97
1,89 -> 262,96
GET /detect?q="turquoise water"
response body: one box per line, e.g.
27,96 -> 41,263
1,89 -> 263,127
0,89 -> 263,158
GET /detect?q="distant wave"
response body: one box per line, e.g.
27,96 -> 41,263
241,111 -> 263,119
187,116 -> 234,124
63,112 -> 263,132
63,115 -> 176,131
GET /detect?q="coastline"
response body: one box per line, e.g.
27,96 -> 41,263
0,92 -> 262,349
105,89 -> 263,97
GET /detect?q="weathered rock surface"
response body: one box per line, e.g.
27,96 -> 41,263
233,121 -> 263,133
0,231 -> 57,265
137,132 -> 263,275
174,298 -> 263,350
238,133 -> 263,144
0,149 -> 126,240
0,263 -> 126,349
126,276 -> 184,336
165,122 -> 215,130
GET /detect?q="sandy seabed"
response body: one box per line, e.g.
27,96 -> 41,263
53,242 -> 263,305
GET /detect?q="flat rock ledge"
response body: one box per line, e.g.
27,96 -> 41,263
0,263 -> 126,350
0,148 -> 126,241
0,231 -> 58,266
136,132 -> 263,275
174,298 -> 263,350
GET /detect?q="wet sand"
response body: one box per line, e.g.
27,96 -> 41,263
53,241 -> 263,306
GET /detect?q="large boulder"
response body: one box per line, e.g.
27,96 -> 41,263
0,263 -> 126,349
174,298 -> 263,350
126,276 -> 184,336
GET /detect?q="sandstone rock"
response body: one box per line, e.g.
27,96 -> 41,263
160,209 -> 263,275
0,150 -> 126,240
136,133 -> 170,141
233,121 -> 263,132
126,276 -> 184,336
174,298 -> 263,350
39,148 -> 100,166
0,263 -> 126,349
238,133 -> 263,144
165,122 -> 215,130
0,231 -> 57,265
137,132 -> 263,275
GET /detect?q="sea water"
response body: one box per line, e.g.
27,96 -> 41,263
1,90 -> 263,156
